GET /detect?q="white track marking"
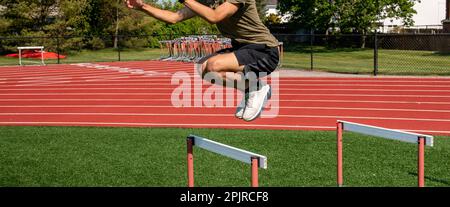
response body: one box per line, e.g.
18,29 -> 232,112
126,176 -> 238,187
2,93 -> 450,98
1,112 -> 449,122
0,105 -> 449,113
2,87 -> 450,93
1,98 -> 450,105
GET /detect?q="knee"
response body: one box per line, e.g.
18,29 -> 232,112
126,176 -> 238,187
199,58 -> 223,80
206,58 -> 225,73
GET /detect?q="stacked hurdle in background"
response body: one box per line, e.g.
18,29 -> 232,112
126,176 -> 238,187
159,35 -> 284,66
159,35 -> 232,62
185,121 -> 435,187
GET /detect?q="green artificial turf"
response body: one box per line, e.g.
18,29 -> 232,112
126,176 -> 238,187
0,126 -> 449,187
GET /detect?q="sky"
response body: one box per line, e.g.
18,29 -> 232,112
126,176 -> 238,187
382,0 -> 446,26
414,0 -> 447,25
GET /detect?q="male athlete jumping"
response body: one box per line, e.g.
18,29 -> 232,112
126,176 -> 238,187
125,0 -> 279,121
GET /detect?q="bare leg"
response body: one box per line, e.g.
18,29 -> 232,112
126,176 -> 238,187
196,51 -> 270,122
196,52 -> 248,91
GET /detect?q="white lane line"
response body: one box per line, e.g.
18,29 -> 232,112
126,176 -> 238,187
2,93 -> 450,98
5,83 -> 450,88
0,71 -> 133,78
16,75 -> 129,82
1,98 -> 450,105
82,76 -> 131,82
71,63 -> 192,72
18,77 -> 73,82
278,79 -> 450,83
0,65 -> 192,76
71,63 -> 183,77
0,121 -> 334,129
3,69 -> 181,79
1,105 -> 449,113
5,78 -> 450,86
2,87 -> 450,93
3,73 -> 450,82
17,81 -> 72,87
0,121 -> 448,135
4,82 -> 450,88
1,112 -> 450,122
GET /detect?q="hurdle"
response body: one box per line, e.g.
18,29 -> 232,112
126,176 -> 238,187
336,120 -> 434,187
18,46 -> 46,66
186,135 -> 267,187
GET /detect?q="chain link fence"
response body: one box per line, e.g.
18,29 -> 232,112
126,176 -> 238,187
1,33 -> 450,76
275,34 -> 377,74
377,34 -> 450,75
275,33 -> 450,76
0,34 -> 171,66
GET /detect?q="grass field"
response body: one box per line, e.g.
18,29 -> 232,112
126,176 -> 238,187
283,47 -> 450,76
0,48 -> 162,66
1,47 -> 449,76
1,126 -> 449,187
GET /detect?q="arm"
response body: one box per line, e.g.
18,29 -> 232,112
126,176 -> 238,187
125,0 -> 196,24
182,0 -> 240,24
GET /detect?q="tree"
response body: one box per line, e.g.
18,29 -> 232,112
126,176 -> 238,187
0,0 -> 219,52
279,0 -> 419,35
0,0 -> 58,34
278,0 -> 335,32
0,7 -> 11,34
153,0 -> 218,35
335,0 -> 418,34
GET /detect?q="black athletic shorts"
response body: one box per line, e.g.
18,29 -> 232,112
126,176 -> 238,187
197,40 -> 280,77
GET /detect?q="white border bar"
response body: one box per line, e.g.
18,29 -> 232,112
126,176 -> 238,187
338,120 -> 434,146
189,135 -> 267,169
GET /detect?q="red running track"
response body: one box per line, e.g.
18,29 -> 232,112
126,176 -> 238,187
1,60 -> 450,136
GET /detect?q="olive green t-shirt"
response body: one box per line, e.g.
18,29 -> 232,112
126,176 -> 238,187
198,0 -> 279,48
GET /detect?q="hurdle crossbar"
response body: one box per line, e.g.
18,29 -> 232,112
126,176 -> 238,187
187,134 -> 267,187
336,120 -> 434,187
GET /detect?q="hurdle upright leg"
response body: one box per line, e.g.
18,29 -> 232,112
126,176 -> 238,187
19,48 -> 22,66
41,47 -> 45,65
251,157 -> 259,187
337,122 -> 344,187
418,136 -> 425,187
187,137 -> 194,187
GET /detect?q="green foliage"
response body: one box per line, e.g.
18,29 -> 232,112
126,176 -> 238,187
0,17 -> 11,33
279,0 -> 419,34
0,0 -> 218,51
88,36 -> 106,50
278,0 -> 333,31
0,0 -> 58,34
150,0 -> 218,36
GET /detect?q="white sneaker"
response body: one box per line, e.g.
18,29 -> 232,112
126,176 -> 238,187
235,92 -> 248,119
243,84 -> 271,122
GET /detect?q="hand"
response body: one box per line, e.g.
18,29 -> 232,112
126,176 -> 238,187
125,0 -> 145,9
